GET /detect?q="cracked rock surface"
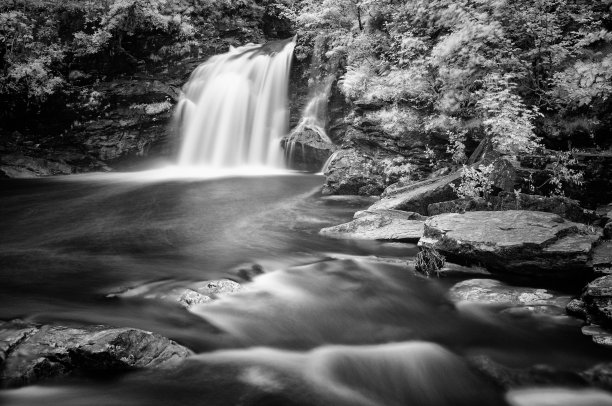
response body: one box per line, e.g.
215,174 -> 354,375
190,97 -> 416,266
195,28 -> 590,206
0,320 -> 192,388
418,210 -> 600,277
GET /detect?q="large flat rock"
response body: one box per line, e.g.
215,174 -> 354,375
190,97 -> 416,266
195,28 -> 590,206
370,172 -> 461,214
319,209 -> 426,241
419,210 -> 600,276
0,321 -> 192,388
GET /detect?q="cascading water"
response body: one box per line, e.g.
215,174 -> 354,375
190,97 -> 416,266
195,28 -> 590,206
175,38 -> 295,169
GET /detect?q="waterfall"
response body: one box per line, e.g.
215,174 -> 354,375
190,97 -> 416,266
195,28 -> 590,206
175,38 -> 295,168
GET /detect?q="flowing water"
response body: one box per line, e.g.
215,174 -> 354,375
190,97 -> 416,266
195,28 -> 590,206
1,172 -> 612,405
175,39 -> 295,168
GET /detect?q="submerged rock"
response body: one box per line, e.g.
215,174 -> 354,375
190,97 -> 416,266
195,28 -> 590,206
108,279 -> 243,308
449,279 -> 571,319
319,209 -> 425,242
469,355 -> 587,390
0,320 -> 192,388
419,210 -> 600,277
567,275 -> 612,348
450,279 -> 571,308
371,171 -> 461,214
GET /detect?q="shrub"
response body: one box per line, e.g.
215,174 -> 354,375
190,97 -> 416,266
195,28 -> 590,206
451,164 -> 494,199
415,247 -> 446,277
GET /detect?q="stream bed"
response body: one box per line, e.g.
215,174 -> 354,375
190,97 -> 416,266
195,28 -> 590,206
1,171 -> 611,405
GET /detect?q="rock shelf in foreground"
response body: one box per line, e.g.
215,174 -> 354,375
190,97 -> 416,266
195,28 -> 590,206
319,209 -> 425,241
0,321 -> 192,388
418,210 -> 600,277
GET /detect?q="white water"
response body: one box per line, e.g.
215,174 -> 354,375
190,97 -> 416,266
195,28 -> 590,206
175,39 -> 295,168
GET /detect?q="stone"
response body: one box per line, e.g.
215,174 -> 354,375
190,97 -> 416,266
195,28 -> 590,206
319,210 -> 426,242
419,210 -> 600,277
0,320 -> 192,388
593,241 -> 612,275
282,127 -> 338,172
582,362 -> 612,392
427,192 -> 595,224
468,355 -> 587,390
568,275 -> 612,348
106,279 -> 242,308
605,222 -> 612,240
581,325 -> 612,348
449,279 -> 571,314
0,154 -> 73,177
321,148 -> 384,196
370,171 -> 461,214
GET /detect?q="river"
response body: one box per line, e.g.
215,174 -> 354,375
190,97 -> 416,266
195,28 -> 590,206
1,170 -> 611,405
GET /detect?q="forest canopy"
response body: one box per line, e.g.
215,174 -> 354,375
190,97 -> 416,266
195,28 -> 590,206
1,0 -> 611,155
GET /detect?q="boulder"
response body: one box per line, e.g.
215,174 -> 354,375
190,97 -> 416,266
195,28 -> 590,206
319,210 -> 426,242
0,320 -> 192,388
321,148 -> 384,196
593,241 -> 612,275
568,275 -> 612,325
282,127 -> 338,172
450,279 -> 571,315
428,192 -> 594,224
370,171 -> 461,214
419,210 -> 600,277
107,279 -> 243,308
565,275 -> 612,348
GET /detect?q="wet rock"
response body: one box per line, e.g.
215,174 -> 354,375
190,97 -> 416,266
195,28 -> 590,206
567,275 -> 612,347
419,210 -> 600,277
566,298 -> 589,319
592,241 -> 612,275
0,320 -> 192,388
281,127 -> 337,172
449,279 -> 571,316
371,171 -> 461,214
506,387 -> 612,406
0,154 -> 74,177
236,264 -> 266,282
319,209 -> 425,242
469,355 -> 587,390
581,325 -> 612,347
427,192 -> 595,224
107,279 -> 243,308
582,362 -> 612,392
319,195 -> 380,206
321,148 -> 384,196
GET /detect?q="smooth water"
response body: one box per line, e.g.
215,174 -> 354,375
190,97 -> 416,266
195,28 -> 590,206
176,39 -> 295,168
1,172 -> 612,405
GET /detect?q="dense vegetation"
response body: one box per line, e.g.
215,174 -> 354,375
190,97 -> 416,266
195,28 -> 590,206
0,0 -> 294,135
294,0 -> 612,148
1,0 -> 611,193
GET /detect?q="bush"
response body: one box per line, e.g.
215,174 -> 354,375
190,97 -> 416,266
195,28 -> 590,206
415,247 -> 446,277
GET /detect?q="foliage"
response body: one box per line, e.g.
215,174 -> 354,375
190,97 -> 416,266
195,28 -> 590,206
380,156 -> 414,185
446,130 -> 467,164
477,74 -> 543,156
415,246 -> 446,278
545,150 -> 584,196
451,164 -> 495,200
294,0 -> 612,158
